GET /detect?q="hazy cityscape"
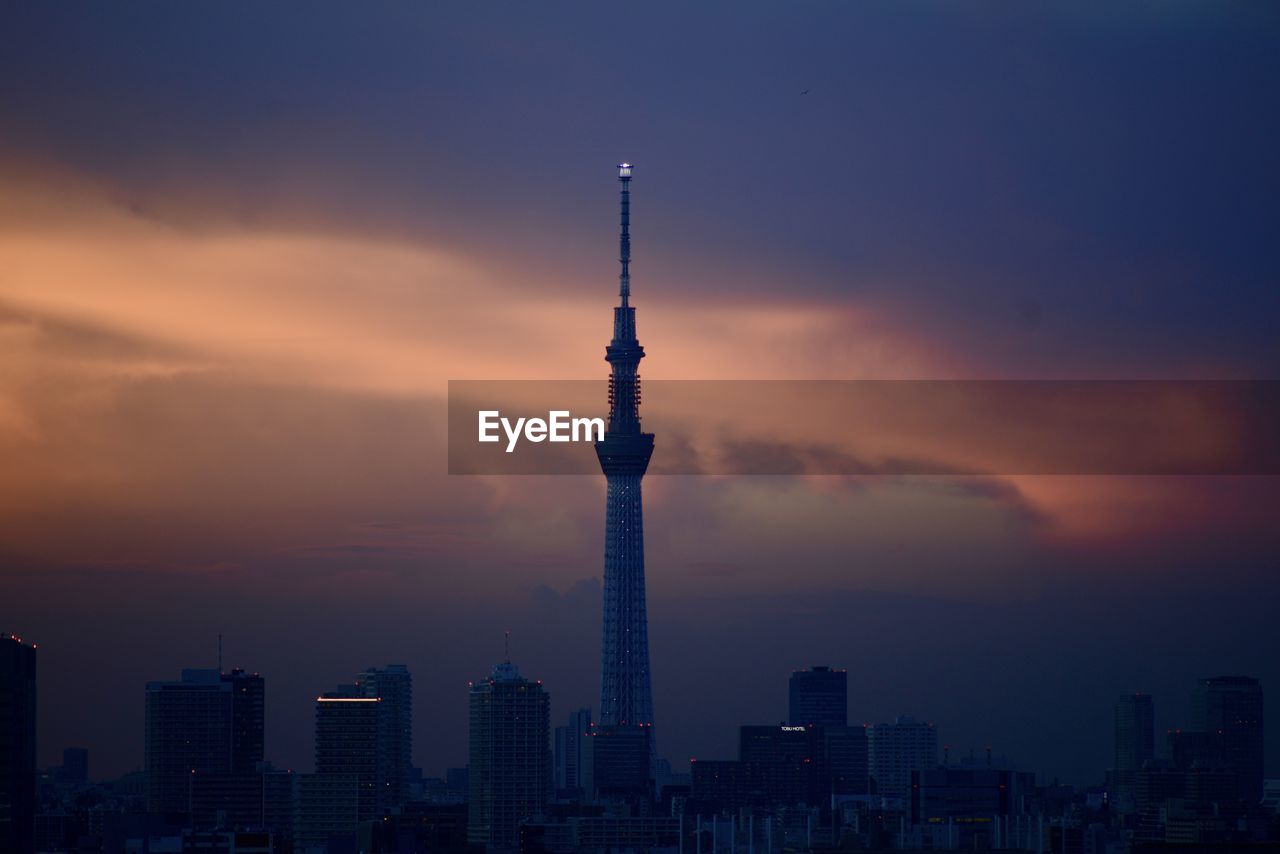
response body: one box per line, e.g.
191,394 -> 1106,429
2,636 -> 1274,852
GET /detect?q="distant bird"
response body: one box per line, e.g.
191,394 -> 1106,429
801,88 -> 810,95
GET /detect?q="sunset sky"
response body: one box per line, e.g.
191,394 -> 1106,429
2,3 -> 1278,784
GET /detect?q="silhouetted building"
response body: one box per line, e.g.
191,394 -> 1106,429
468,660 -> 550,850
1134,758 -> 1244,843
296,772 -> 360,849
356,664 -> 413,810
868,716 -> 937,803
789,666 -> 847,728
1191,675 -> 1264,803
315,686 -> 381,823
826,725 -> 869,796
910,766 -> 1021,849
144,668 -> 264,826
590,724 -> 652,805
0,634 -> 37,854
1115,692 -> 1155,811
740,725 -> 829,807
554,707 -> 592,800
689,760 -> 755,813
261,767 -> 295,850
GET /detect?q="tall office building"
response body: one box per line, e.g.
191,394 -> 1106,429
356,664 -> 413,810
468,661 -> 550,850
314,685 -> 381,823
827,725 -> 870,796
597,164 -> 657,751
1191,675 -> 1264,803
0,634 -> 36,854
1114,692 -> 1154,811
789,666 -> 848,728
554,707 -> 592,799
868,716 -> 938,803
739,725 -> 830,807
223,670 -> 265,776
144,668 -> 264,824
591,725 -> 652,805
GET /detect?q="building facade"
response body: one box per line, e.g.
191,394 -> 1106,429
1114,692 -> 1154,811
314,688 -> 381,824
143,668 -> 264,825
468,661 -> 551,850
1191,675 -> 1264,803
868,716 -> 937,804
554,707 -> 592,799
0,634 -> 37,854
789,666 -> 848,728
356,664 -> 413,811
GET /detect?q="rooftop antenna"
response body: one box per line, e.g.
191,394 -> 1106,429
617,162 -> 632,307
504,630 -> 511,664
217,633 -> 223,673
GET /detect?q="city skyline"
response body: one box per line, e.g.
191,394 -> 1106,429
3,0 -> 1279,800
7,630 -> 1275,850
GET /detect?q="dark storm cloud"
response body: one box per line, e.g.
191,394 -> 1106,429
3,3 -> 1277,374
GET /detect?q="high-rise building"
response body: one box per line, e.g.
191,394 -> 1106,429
868,716 -> 937,803
554,707 -> 592,799
223,670 -> 265,777
355,664 -> 413,810
826,725 -> 870,796
591,725 -> 652,805
468,660 -> 550,850
789,666 -> 847,728
314,685 -> 381,823
1114,692 -> 1154,811
144,668 -> 264,825
296,772 -> 361,849
739,725 -> 830,807
260,768 -> 295,850
1191,675 -> 1264,803
597,164 -> 657,753
0,634 -> 37,854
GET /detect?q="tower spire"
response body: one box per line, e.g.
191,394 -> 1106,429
618,162 -> 632,306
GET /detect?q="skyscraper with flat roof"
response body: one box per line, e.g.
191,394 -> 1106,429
869,716 -> 937,803
468,661 -> 550,850
1192,675 -> 1264,803
1114,692 -> 1154,811
0,634 -> 36,854
554,707 -> 592,799
315,685 -> 381,823
144,667 -> 264,824
789,665 -> 847,728
356,664 -> 413,811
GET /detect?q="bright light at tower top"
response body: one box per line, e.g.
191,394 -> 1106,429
617,163 -> 633,178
